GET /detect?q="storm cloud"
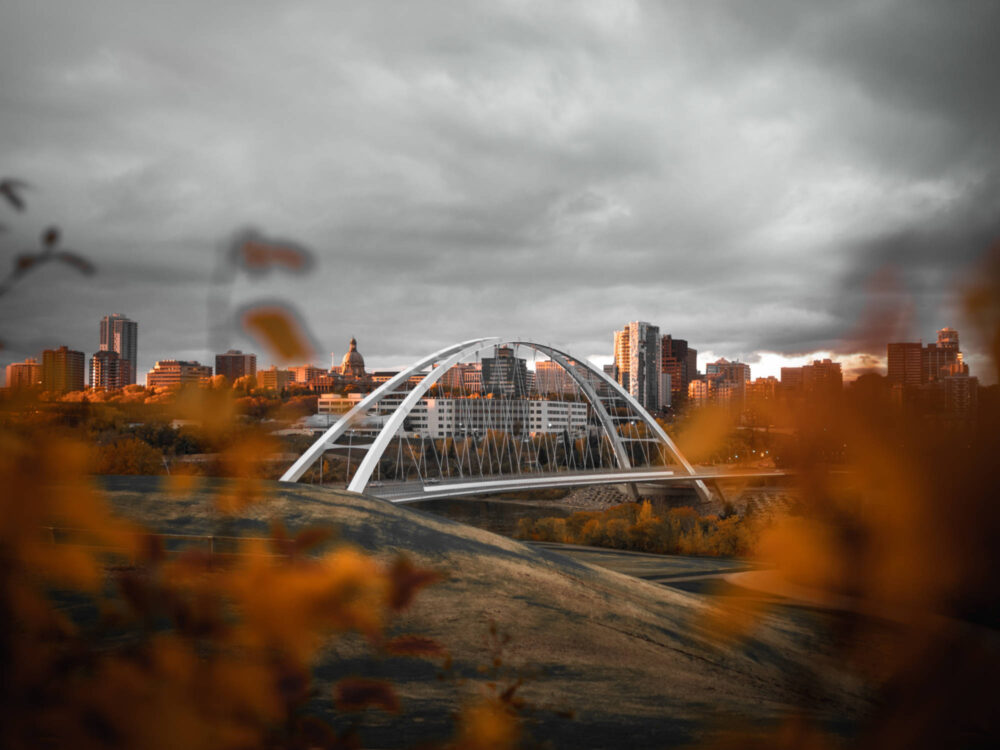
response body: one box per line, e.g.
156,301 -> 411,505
1,0 -> 998,380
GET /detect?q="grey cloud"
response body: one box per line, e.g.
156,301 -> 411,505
2,0 -> 999,382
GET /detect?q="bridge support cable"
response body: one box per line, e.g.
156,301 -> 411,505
345,342 -> 506,493
557,357 -> 714,504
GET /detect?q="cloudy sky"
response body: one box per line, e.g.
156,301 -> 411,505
2,0 -> 998,383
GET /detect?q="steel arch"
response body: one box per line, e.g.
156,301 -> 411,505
280,338 -> 710,502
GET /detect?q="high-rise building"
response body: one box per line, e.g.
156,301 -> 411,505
5,357 -> 42,389
944,374 -> 978,419
613,322 -> 663,412
215,349 -> 257,382
687,378 -> 711,406
613,329 -> 631,391
887,342 -> 923,386
90,350 -> 124,391
437,362 -> 483,394
937,327 -> 960,353
802,359 -> 843,397
145,360 -> 212,388
889,331 -> 967,386
780,366 -> 804,391
686,349 -> 699,381
100,314 -> 138,385
748,376 -> 779,402
706,358 -> 750,384
661,335 -> 692,406
481,345 -> 529,398
533,359 -> 605,397
42,346 -> 85,392
533,360 -> 571,396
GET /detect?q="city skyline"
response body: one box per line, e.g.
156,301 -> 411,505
2,317 -> 981,392
2,2 -> 998,386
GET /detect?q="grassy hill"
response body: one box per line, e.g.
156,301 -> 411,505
99,476 -> 871,748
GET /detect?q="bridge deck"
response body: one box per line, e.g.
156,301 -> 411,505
364,469 -> 789,503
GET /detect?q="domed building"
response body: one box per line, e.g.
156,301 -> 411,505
336,337 -> 370,389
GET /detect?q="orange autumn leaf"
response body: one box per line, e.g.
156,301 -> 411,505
240,302 -> 316,363
454,698 -> 520,750
228,229 -> 315,276
386,555 -> 445,611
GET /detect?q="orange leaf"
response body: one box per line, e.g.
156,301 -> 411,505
387,556 -> 444,611
229,229 -> 315,276
240,302 -> 316,364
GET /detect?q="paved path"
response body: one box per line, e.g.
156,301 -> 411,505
527,541 -> 760,589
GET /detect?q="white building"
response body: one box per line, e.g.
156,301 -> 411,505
315,394 -> 588,439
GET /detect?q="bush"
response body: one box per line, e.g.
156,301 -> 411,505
94,436 -> 164,475
515,501 -> 761,558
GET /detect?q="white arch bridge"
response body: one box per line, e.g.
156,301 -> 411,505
281,338 -> 786,503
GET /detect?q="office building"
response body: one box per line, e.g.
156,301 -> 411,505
706,358 -> 750,384
687,378 -> 711,406
100,314 -> 138,385
289,365 -> 327,384
686,349 -> 699,382
145,360 -> 212,388
398,397 -> 589,439
937,327 -> 960,354
257,366 -> 294,392
533,359 -> 605,397
780,366 -> 804,391
802,359 -> 843,397
889,329 -> 968,386
437,362 -> 483,394
42,346 -> 85,393
5,357 -> 42,389
215,349 -> 257,382
90,350 -> 124,391
887,342 -> 925,386
481,345 -> 529,398
661,335 -> 693,406
943,375 -> 978,420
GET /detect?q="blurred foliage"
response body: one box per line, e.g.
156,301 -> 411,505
0,419 -> 460,749
688,248 -> 1000,748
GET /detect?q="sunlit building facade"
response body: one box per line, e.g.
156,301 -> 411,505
90,350 -> 124,391
257,366 -> 294,392
42,346 -> 85,393
5,357 -> 42,389
215,349 -> 257,382
145,360 -> 212,388
613,321 -> 663,412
